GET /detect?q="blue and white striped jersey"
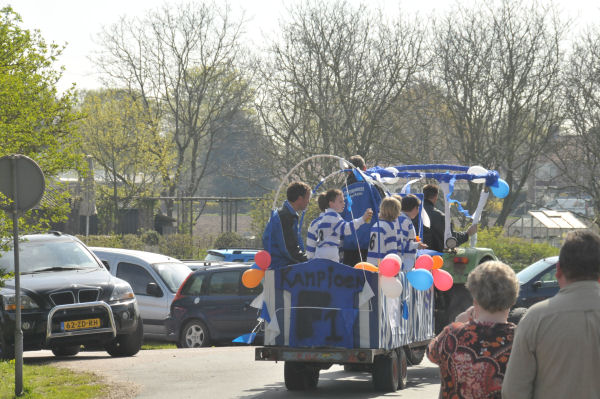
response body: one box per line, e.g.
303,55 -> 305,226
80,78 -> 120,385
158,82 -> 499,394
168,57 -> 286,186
313,209 -> 365,261
367,219 -> 399,265
397,213 -> 419,271
306,212 -> 324,259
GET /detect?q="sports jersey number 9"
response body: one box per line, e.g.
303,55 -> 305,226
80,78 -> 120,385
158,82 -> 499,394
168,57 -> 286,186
369,233 -> 376,250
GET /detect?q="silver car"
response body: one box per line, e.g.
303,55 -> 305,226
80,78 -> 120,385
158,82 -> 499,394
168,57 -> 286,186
91,247 -> 191,340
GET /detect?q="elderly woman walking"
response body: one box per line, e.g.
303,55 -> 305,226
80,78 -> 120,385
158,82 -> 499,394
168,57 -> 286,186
427,261 -> 519,398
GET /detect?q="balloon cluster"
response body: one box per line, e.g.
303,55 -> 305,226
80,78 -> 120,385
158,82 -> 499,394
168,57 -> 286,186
241,250 -> 271,288
353,254 -> 403,298
467,165 -> 510,199
407,254 -> 453,291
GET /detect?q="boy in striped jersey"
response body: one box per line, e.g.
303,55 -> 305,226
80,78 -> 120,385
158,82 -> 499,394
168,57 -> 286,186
306,192 -> 328,259
313,189 -> 373,262
395,194 -> 428,271
367,197 -> 402,265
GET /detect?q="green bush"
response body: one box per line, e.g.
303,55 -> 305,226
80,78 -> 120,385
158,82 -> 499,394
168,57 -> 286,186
158,234 -> 199,259
476,227 -> 559,272
213,232 -> 245,248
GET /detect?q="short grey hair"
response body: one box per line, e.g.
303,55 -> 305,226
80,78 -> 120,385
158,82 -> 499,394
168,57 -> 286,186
466,261 -> 519,312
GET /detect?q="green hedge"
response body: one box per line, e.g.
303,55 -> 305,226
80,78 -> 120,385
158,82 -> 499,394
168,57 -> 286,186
475,227 -> 559,272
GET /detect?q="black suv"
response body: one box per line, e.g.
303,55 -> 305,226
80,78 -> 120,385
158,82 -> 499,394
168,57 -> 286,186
166,263 -> 262,348
0,233 -> 143,359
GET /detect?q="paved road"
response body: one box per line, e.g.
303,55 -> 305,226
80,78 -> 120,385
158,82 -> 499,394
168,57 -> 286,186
24,347 -> 441,398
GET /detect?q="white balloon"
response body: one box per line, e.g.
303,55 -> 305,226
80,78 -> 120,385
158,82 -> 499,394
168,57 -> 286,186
380,276 -> 403,298
383,253 -> 402,266
467,165 -> 488,184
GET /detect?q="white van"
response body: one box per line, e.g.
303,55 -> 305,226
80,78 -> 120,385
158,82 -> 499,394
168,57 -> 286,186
91,247 -> 192,340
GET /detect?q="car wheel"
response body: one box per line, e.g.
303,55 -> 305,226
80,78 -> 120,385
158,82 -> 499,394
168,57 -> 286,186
0,332 -> 15,360
52,345 -> 81,357
508,307 -> 528,324
105,316 -> 144,357
404,345 -> 425,366
180,320 -> 210,348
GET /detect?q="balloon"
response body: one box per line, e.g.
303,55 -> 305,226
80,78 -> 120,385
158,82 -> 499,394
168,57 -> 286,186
383,253 -> 402,264
354,262 -> 379,273
490,178 -> 510,199
242,269 -> 265,288
432,269 -> 454,291
380,276 -> 403,298
254,250 -> 271,270
467,165 -> 488,184
407,269 -> 434,291
414,254 -> 433,270
379,257 -> 401,277
432,255 -> 444,270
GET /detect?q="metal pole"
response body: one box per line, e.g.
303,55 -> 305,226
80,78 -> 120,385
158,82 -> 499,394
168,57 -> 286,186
189,199 -> 193,237
12,158 -> 23,396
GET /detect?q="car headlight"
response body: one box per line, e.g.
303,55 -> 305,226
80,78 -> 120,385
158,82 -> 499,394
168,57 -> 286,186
2,294 -> 40,311
109,282 -> 135,303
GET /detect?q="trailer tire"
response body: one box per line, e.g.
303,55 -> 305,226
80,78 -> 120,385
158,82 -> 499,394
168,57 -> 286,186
284,361 -> 319,390
372,351 -> 399,392
397,348 -> 408,389
404,346 -> 425,366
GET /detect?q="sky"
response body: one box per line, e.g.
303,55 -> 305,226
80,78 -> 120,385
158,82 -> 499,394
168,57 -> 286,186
6,0 -> 600,93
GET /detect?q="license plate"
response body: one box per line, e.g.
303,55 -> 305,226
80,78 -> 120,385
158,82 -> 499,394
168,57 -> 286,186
61,318 -> 101,331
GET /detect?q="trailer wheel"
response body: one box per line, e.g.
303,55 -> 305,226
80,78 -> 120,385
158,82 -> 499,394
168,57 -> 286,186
404,346 -> 425,366
372,351 -> 399,392
284,361 -> 319,390
396,348 -> 408,389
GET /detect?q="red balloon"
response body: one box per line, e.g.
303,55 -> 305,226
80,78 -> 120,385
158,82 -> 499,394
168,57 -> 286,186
254,250 -> 271,270
379,257 -> 400,277
415,255 -> 433,270
432,269 -> 453,291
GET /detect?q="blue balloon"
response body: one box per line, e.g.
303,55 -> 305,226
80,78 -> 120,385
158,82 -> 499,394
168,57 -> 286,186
491,178 -> 510,199
250,263 -> 261,270
407,269 -> 434,291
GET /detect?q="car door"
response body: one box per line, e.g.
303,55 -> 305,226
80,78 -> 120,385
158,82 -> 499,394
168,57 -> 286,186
115,262 -> 169,336
202,269 -> 259,340
526,264 -> 559,307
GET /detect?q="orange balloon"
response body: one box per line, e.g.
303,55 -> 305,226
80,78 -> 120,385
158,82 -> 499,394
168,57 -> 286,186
432,255 -> 444,270
242,268 -> 265,288
354,262 -> 379,273
415,235 -> 421,242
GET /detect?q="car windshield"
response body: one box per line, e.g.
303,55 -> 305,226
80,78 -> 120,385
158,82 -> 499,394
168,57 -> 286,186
0,239 -> 100,274
204,252 -> 225,262
152,262 -> 192,293
517,257 -> 558,284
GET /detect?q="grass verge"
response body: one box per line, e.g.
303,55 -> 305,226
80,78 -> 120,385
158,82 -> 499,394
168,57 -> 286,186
141,340 -> 177,350
0,360 -> 109,398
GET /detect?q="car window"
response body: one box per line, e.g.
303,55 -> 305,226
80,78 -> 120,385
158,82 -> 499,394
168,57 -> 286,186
205,252 -> 225,262
152,262 -> 192,293
0,240 -> 100,273
539,269 -> 557,283
181,274 -> 205,296
240,280 -> 262,296
116,262 -> 157,296
207,271 -> 241,296
517,258 -> 557,284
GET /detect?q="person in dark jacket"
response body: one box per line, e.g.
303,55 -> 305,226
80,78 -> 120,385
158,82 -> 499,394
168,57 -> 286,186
421,184 -> 477,252
278,181 -> 312,263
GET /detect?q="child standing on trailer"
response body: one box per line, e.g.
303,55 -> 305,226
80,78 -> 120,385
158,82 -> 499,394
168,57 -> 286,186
367,197 -> 402,265
395,194 -> 428,271
313,189 -> 372,262
306,192 -> 328,259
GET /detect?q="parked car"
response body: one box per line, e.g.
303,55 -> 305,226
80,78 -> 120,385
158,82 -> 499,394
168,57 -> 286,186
0,232 -> 143,359
165,263 -> 262,348
508,256 -> 559,324
90,247 -> 192,340
204,249 -> 258,263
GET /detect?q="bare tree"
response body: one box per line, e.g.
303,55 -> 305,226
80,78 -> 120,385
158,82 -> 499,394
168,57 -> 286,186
551,29 -> 600,227
94,2 -> 253,216
432,0 -> 565,226
255,0 -> 425,180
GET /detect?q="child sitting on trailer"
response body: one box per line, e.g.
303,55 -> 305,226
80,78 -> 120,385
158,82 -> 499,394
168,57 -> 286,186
367,197 -> 401,265
395,194 -> 428,271
306,192 -> 328,259
312,189 -> 372,262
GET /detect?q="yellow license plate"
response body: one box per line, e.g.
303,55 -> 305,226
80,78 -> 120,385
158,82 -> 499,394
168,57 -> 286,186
62,318 -> 101,331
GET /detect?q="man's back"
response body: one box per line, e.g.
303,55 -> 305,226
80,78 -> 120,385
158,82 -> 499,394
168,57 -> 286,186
502,281 -> 600,399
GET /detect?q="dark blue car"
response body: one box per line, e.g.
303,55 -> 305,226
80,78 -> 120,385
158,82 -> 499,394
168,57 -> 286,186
165,263 -> 262,348
514,256 -> 559,309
